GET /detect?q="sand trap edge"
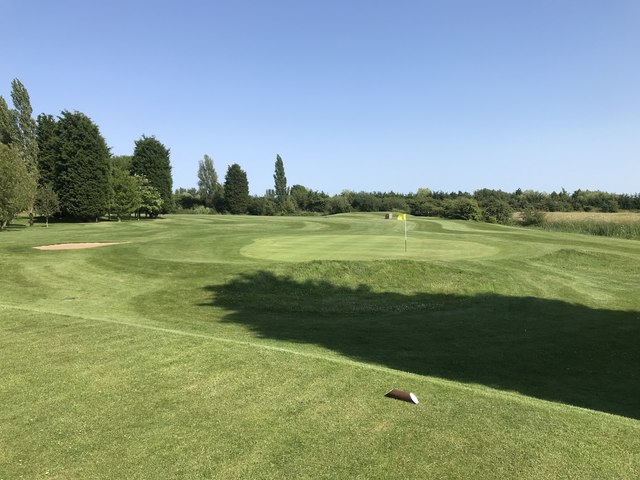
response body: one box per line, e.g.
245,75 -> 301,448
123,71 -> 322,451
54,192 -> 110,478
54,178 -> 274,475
33,242 -> 129,251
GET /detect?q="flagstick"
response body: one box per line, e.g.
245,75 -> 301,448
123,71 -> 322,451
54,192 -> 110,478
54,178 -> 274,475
404,216 -> 407,252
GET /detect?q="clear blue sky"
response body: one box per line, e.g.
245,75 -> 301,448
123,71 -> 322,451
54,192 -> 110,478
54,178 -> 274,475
3,0 -> 639,195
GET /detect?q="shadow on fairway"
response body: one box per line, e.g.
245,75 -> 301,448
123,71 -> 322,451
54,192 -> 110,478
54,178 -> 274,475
203,271 -> 640,419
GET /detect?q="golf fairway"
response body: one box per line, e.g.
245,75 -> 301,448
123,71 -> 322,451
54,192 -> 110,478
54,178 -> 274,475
1,213 -> 639,479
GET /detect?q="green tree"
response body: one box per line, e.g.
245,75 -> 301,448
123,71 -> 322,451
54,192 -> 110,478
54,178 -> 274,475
36,114 -> 59,187
290,184 -> 309,211
304,189 -> 328,213
520,207 -> 546,226
481,198 -> 513,224
273,154 -> 288,212
9,79 -> 39,177
110,165 -> 140,221
130,136 -> 173,213
55,111 -> 111,220
247,195 -> 277,216
352,192 -> 381,212
0,97 -> 17,146
411,197 -> 444,217
325,195 -> 351,214
224,163 -> 249,214
35,183 -> 60,227
1,80 -> 39,224
380,195 -> 409,212
0,144 -> 36,229
111,155 -> 133,171
174,187 -> 203,210
415,187 -> 432,199
135,175 -> 163,218
197,154 -> 221,209
443,197 -> 482,220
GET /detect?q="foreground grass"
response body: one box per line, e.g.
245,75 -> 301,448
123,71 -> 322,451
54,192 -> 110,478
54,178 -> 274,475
1,214 -> 639,478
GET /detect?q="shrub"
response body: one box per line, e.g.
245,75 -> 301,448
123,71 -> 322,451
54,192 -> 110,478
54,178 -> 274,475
600,198 -> 619,213
247,196 -> 277,216
174,206 -> 214,214
481,199 -> 513,225
380,196 -> 408,212
520,208 -> 546,226
351,192 -> 381,212
325,196 -> 351,214
411,198 -> 444,217
443,198 -> 482,220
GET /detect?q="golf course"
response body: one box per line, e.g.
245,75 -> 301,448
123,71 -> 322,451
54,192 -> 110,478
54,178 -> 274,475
1,213 -> 639,478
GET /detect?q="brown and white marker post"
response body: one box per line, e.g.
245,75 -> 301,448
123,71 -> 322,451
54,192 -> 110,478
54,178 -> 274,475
385,389 -> 419,404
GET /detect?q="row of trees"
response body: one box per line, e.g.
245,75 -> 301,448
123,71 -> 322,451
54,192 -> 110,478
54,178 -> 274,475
177,158 -> 640,224
176,155 -> 285,215
2,78 -> 638,229
175,141 -> 638,224
38,114 -> 173,222
0,79 -> 174,228
176,160 -> 250,214
408,188 -> 640,223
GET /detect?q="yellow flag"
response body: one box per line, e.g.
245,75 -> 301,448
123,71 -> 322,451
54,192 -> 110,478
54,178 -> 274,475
397,214 -> 407,221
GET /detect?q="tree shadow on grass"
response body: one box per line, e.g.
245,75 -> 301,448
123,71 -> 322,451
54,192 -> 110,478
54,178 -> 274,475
3,223 -> 27,230
203,271 -> 640,419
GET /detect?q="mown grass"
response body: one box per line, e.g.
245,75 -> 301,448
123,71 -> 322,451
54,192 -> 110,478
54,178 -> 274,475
540,212 -> 640,240
1,214 -> 639,478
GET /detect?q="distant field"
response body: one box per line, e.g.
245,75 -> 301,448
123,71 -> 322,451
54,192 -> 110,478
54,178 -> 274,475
1,214 -> 639,479
540,211 -> 640,240
545,211 -> 640,223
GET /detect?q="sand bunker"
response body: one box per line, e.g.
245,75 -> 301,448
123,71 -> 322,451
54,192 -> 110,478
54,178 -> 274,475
34,242 -> 127,251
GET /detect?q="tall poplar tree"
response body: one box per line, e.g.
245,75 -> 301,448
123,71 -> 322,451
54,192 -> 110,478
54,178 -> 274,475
55,111 -> 110,220
10,79 -> 39,178
273,154 -> 288,211
0,97 -> 16,146
130,135 -> 173,213
0,79 -> 39,223
197,154 -> 221,209
224,164 -> 249,214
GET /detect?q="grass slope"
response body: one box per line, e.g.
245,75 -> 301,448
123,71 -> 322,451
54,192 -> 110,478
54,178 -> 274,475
1,214 -> 639,479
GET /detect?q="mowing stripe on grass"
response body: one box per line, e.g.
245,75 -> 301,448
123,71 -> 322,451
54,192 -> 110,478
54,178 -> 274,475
1,303 -> 628,420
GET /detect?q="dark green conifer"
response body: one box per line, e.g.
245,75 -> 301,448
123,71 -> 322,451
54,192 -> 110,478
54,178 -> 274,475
55,111 -> 110,220
224,164 -> 249,214
130,136 -> 173,213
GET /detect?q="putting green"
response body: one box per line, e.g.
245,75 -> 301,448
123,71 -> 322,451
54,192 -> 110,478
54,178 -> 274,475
241,234 -> 499,261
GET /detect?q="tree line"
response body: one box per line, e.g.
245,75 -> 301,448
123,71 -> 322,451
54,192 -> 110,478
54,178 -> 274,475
176,154 -> 292,216
2,78 -> 638,230
179,159 -> 640,225
0,79 -> 172,229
